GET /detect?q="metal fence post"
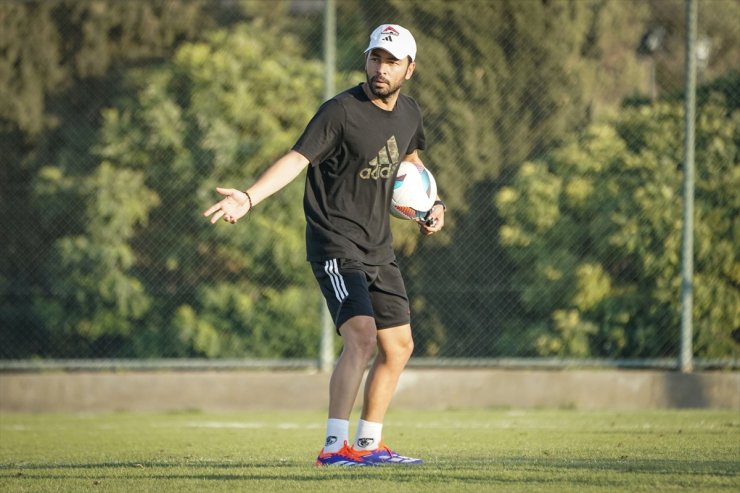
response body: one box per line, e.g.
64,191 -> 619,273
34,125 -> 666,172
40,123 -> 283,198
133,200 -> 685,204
679,0 -> 697,373
319,0 -> 337,373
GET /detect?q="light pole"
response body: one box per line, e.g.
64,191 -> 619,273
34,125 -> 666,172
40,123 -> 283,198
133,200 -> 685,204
679,0 -> 698,373
319,0 -> 337,373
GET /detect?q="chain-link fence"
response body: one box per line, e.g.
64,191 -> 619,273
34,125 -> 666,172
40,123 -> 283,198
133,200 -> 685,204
1,0 -> 738,370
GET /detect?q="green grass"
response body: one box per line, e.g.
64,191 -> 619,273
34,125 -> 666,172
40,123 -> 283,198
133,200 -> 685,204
1,409 -> 738,492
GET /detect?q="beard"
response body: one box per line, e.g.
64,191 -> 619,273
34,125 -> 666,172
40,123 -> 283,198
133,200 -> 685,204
366,74 -> 403,99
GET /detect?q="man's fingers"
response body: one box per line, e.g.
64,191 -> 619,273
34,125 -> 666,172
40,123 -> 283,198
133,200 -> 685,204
203,202 -> 221,217
204,188 -> 241,224
215,187 -> 236,196
418,213 -> 443,235
210,210 -> 225,224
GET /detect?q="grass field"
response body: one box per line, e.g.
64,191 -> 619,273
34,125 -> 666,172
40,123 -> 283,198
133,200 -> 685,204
1,409 -> 738,492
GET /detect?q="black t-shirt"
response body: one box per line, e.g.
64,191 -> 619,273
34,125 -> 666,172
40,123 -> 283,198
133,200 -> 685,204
292,84 -> 426,264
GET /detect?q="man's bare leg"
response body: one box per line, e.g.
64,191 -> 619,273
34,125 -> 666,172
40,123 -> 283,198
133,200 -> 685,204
328,315 -> 378,420
360,324 -> 414,423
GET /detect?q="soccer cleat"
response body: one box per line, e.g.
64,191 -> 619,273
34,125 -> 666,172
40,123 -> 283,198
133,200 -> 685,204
315,441 -> 373,467
352,443 -> 423,465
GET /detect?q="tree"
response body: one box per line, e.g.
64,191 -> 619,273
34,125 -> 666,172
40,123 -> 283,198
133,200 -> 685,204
0,0 -> 213,358
374,0 -> 651,357
495,74 -> 739,359
0,0 -> 209,136
28,21 -> 361,358
4,0 -> 738,361
32,163 -> 158,356
645,0 -> 740,95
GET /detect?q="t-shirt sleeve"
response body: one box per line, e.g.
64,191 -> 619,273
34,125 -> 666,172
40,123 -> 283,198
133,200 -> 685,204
406,100 -> 426,155
292,99 -> 344,166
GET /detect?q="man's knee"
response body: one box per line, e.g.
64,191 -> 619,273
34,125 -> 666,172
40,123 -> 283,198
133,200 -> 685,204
339,316 -> 378,359
388,336 -> 414,363
402,336 -> 414,358
378,325 -> 414,363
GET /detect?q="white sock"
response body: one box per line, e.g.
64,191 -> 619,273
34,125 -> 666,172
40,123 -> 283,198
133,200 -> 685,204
323,418 -> 349,453
353,419 -> 383,451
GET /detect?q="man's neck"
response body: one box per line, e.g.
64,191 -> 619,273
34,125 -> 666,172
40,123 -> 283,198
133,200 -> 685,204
361,83 -> 399,112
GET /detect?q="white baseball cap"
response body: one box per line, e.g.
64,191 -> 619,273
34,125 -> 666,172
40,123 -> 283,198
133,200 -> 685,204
364,24 -> 417,62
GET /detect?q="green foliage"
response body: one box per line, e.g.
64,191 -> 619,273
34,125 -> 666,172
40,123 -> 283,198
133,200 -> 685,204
389,0 -> 649,198
391,0 -> 650,357
3,1 -> 739,362
496,80 -> 739,358
171,282 -> 319,358
61,21 -> 359,358
646,0 -> 740,95
0,0 -> 209,135
32,162 -> 159,353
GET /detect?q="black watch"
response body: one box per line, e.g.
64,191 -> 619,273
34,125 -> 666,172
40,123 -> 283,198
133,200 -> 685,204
433,199 -> 446,211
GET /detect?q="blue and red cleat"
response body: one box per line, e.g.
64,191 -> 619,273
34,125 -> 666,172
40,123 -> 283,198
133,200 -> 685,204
315,441 -> 374,467
353,443 -> 423,465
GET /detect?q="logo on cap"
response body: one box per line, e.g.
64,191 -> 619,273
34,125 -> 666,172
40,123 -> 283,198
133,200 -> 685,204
366,24 -> 416,61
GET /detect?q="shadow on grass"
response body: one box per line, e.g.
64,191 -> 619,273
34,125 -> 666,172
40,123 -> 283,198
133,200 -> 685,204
1,456 -> 738,485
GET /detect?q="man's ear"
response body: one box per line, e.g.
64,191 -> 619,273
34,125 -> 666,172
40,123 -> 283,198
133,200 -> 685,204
405,60 -> 416,80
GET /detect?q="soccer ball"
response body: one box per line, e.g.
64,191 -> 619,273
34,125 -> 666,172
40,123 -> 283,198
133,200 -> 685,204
390,161 -> 437,220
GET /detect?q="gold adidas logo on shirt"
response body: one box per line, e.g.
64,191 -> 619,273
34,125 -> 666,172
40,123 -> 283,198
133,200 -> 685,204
359,135 -> 400,180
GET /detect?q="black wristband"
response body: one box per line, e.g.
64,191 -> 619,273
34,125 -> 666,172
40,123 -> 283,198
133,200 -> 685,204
244,191 -> 253,218
433,199 -> 446,211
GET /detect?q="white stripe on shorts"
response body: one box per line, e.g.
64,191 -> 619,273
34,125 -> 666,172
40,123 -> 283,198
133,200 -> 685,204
324,259 -> 348,302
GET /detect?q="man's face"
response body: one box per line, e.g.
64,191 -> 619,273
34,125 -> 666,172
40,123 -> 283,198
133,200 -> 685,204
365,48 -> 415,99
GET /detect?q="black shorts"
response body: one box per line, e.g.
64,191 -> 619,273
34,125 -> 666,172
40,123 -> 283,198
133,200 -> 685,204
311,258 -> 410,333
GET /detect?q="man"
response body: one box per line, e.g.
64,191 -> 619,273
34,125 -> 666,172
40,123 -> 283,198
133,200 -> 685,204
203,24 -> 445,466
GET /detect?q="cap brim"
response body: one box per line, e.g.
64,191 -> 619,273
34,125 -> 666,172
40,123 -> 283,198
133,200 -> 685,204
364,43 -> 411,61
